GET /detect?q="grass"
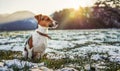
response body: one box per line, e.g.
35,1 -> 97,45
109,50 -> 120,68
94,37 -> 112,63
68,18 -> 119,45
0,50 -> 120,71
0,50 -> 22,61
102,41 -> 120,46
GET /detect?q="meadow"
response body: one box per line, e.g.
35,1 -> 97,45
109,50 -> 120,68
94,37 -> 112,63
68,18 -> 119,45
0,29 -> 120,71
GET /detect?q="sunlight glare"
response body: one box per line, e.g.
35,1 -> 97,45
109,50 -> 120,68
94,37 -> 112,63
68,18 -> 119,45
73,0 -> 97,9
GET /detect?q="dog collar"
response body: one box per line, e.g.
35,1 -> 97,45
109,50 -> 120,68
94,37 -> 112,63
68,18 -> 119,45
36,31 -> 51,39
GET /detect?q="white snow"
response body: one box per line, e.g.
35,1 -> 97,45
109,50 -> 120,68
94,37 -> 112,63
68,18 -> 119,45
0,59 -> 77,71
91,54 -> 101,60
4,59 -> 44,68
0,29 -> 120,70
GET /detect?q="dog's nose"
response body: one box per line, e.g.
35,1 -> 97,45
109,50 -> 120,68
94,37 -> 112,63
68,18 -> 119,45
49,24 -> 54,27
55,22 -> 58,25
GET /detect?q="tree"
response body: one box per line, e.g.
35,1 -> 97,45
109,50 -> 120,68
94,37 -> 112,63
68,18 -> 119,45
94,0 -> 120,8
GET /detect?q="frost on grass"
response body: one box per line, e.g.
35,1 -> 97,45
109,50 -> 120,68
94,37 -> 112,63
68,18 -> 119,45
0,30 -> 120,70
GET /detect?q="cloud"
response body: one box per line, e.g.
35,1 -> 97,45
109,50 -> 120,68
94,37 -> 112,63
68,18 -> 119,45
0,11 -> 35,24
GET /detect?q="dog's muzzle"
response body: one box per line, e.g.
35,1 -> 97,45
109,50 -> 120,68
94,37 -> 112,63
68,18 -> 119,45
49,21 -> 58,28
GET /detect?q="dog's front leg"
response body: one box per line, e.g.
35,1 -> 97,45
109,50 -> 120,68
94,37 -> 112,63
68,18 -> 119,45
23,47 -> 28,59
27,48 -> 33,59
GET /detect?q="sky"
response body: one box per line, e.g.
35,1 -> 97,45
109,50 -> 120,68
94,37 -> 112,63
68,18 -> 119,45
0,0 -> 97,15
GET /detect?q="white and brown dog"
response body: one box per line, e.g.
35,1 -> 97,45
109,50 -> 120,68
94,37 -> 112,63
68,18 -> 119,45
23,14 -> 57,59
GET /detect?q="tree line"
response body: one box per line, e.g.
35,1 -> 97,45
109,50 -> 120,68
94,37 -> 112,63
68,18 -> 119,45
52,0 -> 120,29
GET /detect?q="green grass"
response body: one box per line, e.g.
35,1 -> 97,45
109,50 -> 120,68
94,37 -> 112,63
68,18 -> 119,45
0,50 -> 22,61
0,50 -> 120,71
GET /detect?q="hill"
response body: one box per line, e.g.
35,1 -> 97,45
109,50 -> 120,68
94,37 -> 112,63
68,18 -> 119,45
0,11 -> 37,31
0,18 -> 37,31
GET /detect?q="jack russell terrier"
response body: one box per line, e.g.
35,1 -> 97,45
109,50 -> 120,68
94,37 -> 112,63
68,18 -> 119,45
23,14 -> 58,59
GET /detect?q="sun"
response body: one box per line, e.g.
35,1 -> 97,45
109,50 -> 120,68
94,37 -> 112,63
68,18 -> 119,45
73,0 -> 97,9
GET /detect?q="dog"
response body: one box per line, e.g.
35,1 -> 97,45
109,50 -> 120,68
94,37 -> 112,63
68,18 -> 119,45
23,14 -> 58,59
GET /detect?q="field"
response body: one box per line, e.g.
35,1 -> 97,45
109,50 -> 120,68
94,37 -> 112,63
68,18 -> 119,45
0,29 -> 120,71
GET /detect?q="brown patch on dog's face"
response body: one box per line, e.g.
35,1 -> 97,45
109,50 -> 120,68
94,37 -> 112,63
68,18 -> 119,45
35,14 -> 57,28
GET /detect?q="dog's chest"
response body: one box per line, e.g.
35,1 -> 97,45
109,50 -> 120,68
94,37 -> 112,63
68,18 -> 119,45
32,32 -> 47,48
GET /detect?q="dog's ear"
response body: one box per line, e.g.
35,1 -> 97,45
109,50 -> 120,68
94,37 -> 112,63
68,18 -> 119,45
35,14 -> 42,21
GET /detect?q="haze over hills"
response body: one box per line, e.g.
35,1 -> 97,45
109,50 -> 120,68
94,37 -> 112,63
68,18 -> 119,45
0,11 -> 35,24
0,18 -> 37,31
0,11 -> 37,31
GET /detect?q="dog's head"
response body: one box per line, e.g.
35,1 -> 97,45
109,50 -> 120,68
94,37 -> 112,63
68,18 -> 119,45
35,14 -> 58,28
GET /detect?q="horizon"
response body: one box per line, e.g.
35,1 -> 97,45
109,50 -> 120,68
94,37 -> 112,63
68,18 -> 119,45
0,0 -> 97,15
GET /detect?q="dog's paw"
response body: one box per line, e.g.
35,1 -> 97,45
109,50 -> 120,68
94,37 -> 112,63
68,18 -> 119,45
22,51 -> 28,58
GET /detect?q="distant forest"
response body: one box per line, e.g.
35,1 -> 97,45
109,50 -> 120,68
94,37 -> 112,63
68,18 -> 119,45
52,0 -> 120,29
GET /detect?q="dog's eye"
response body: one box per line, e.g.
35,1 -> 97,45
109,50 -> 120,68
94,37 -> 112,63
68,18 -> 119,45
46,18 -> 50,21
41,18 -> 44,20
